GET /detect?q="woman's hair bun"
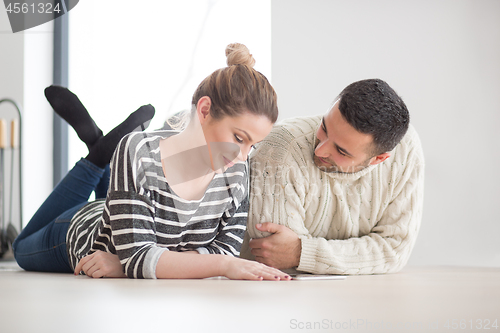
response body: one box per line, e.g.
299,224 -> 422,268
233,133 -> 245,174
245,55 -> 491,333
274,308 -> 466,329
225,43 -> 256,68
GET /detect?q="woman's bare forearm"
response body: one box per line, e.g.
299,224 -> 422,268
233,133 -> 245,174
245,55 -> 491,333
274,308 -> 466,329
155,251 -> 222,279
155,251 -> 291,281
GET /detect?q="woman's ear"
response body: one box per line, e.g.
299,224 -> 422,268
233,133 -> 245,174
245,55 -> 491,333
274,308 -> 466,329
196,96 -> 212,124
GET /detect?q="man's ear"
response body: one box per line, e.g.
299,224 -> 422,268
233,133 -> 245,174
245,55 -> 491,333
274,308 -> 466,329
369,152 -> 391,166
196,96 -> 212,124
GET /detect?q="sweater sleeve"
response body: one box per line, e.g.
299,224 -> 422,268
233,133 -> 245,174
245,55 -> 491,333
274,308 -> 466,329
247,117 -> 320,240
197,196 -> 248,256
103,190 -> 167,279
299,150 -> 425,275
248,122 -> 425,275
104,133 -> 168,279
199,161 -> 250,256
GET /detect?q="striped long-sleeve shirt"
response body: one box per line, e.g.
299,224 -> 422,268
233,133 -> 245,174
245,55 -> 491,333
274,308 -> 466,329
67,130 -> 249,278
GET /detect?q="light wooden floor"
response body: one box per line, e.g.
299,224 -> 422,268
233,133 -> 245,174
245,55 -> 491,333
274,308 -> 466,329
1,257 -> 499,333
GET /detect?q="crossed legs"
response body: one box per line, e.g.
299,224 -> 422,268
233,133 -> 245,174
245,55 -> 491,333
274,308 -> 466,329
13,87 -> 155,272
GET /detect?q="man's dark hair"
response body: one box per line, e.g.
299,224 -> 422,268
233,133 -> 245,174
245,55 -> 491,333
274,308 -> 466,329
337,79 -> 410,156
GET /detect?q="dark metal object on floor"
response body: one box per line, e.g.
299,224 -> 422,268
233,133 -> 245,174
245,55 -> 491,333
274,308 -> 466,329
0,99 -> 22,258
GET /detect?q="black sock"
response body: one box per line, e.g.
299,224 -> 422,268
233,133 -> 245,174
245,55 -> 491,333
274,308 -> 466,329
44,85 -> 103,149
86,104 -> 155,168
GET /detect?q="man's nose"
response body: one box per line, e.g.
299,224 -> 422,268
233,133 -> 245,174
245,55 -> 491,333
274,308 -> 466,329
315,140 -> 329,157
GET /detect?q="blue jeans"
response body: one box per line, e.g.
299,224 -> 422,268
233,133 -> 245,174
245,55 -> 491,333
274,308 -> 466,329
12,159 -> 110,273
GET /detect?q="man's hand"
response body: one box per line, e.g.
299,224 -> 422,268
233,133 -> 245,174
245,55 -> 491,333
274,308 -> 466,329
249,222 -> 301,269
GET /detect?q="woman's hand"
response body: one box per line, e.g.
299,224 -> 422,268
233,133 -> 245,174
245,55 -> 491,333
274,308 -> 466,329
221,256 -> 291,281
156,251 -> 292,280
74,250 -> 126,278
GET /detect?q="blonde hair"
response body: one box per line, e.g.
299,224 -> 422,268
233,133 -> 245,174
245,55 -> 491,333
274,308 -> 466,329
167,43 -> 278,130
225,43 -> 256,67
192,43 -> 278,122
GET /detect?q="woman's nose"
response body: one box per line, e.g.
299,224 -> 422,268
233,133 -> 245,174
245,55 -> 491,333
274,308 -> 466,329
239,149 -> 248,161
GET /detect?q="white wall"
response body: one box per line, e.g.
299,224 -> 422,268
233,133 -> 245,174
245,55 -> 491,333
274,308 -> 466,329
67,0 -> 272,168
1,0 -> 271,228
0,8 -> 54,228
2,1 -> 499,268
271,0 -> 500,267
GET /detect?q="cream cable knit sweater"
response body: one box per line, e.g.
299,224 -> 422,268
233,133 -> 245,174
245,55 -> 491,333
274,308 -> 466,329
242,116 -> 425,275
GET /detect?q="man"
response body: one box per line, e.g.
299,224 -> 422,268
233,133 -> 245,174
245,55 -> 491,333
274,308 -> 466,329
241,79 -> 424,275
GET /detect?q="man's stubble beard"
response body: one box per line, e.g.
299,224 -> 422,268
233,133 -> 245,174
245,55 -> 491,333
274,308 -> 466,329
312,139 -> 371,174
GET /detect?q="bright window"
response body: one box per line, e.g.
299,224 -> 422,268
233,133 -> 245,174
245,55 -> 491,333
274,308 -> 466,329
68,0 -> 271,166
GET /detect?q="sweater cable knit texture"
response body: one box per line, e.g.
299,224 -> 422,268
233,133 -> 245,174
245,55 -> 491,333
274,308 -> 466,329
243,116 -> 425,275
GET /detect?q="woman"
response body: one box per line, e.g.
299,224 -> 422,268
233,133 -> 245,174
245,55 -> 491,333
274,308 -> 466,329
13,43 -> 290,281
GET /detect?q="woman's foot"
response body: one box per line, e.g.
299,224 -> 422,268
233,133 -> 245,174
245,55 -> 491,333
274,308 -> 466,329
86,104 -> 155,168
44,85 -> 103,149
